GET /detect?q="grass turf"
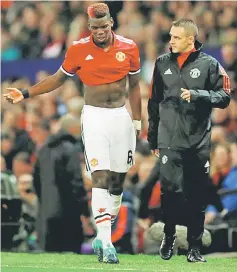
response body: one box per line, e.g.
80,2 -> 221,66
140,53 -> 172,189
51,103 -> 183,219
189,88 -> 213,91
1,252 -> 237,272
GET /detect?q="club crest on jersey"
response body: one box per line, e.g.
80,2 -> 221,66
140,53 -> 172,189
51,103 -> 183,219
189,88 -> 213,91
190,68 -> 201,78
162,155 -> 168,164
90,158 -> 98,167
116,52 -> 125,62
98,208 -> 106,213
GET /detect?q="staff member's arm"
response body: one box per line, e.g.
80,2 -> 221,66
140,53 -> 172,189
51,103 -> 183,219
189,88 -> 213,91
181,60 -> 231,108
147,59 -> 164,156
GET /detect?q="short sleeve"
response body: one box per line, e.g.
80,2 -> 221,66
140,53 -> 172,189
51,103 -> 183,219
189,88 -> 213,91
60,45 -> 78,77
129,43 -> 140,75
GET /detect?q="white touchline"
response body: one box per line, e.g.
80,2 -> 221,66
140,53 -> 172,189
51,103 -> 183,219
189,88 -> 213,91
1,265 -> 168,272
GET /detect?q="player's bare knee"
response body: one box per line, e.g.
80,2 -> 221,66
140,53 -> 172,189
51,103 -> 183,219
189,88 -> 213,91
91,170 -> 109,189
110,185 -> 123,195
109,172 -> 125,195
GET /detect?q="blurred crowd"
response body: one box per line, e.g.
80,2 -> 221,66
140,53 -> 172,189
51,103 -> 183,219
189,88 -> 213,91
2,2 -> 237,64
1,1 -> 237,254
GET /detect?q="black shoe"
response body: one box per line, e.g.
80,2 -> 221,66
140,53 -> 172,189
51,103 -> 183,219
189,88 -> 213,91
187,247 -> 207,263
159,234 -> 176,260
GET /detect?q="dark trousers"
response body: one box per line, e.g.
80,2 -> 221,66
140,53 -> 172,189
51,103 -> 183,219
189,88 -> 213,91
159,145 -> 210,247
44,218 -> 83,253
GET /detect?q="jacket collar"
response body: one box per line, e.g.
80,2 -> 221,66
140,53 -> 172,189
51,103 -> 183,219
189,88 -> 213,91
170,40 -> 203,61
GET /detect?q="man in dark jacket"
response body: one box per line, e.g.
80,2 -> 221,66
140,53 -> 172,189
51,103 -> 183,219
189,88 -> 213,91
33,114 -> 91,253
148,19 -> 231,263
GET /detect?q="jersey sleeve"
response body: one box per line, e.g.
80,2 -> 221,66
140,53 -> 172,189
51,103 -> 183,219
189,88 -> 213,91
129,43 -> 140,75
60,45 -> 78,77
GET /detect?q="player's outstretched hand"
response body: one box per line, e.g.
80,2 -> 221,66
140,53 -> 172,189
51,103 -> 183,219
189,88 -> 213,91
3,88 -> 24,104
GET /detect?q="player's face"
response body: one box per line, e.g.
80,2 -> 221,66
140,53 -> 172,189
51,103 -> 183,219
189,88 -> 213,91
169,26 -> 194,53
88,16 -> 113,46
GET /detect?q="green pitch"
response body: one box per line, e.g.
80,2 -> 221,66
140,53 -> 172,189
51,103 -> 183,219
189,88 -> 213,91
1,252 -> 237,272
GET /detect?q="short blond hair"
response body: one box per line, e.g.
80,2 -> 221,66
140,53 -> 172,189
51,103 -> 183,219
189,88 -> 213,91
172,19 -> 198,38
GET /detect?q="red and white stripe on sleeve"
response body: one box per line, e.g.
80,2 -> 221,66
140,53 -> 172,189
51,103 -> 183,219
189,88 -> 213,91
219,65 -> 231,94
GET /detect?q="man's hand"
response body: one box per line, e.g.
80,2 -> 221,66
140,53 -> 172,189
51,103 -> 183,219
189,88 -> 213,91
3,88 -> 24,104
137,218 -> 151,231
204,212 -> 216,224
181,88 -> 191,103
151,149 -> 160,157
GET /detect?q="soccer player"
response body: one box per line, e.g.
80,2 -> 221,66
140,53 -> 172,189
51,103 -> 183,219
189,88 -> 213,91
4,3 -> 141,264
148,19 -> 231,262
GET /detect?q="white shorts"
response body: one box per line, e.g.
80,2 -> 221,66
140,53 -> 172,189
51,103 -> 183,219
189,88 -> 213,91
81,105 -> 136,175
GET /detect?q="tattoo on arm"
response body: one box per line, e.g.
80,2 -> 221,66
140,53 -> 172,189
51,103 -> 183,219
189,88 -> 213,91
54,68 -> 70,84
58,73 -> 69,84
129,74 -> 140,90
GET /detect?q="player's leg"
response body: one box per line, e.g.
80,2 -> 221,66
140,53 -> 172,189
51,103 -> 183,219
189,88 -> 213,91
184,146 -> 209,262
97,106 -> 135,262
109,107 -> 136,225
159,148 -> 184,260
91,170 -> 111,251
91,170 -> 119,263
81,106 -> 117,263
108,172 -> 126,225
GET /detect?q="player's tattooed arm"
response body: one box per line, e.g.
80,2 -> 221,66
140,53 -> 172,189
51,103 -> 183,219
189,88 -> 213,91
128,73 -> 142,121
4,68 -> 69,104
57,69 -> 69,84
129,73 -> 139,89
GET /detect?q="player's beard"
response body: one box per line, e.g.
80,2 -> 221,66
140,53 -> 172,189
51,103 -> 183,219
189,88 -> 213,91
97,40 -> 107,46
95,35 -> 111,48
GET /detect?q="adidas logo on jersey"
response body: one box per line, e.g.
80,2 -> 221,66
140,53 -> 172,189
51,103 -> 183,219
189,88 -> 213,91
204,161 -> 210,168
85,54 -> 93,60
164,68 -> 172,75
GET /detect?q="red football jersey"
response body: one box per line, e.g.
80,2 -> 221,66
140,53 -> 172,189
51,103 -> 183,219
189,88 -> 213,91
61,32 -> 140,86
